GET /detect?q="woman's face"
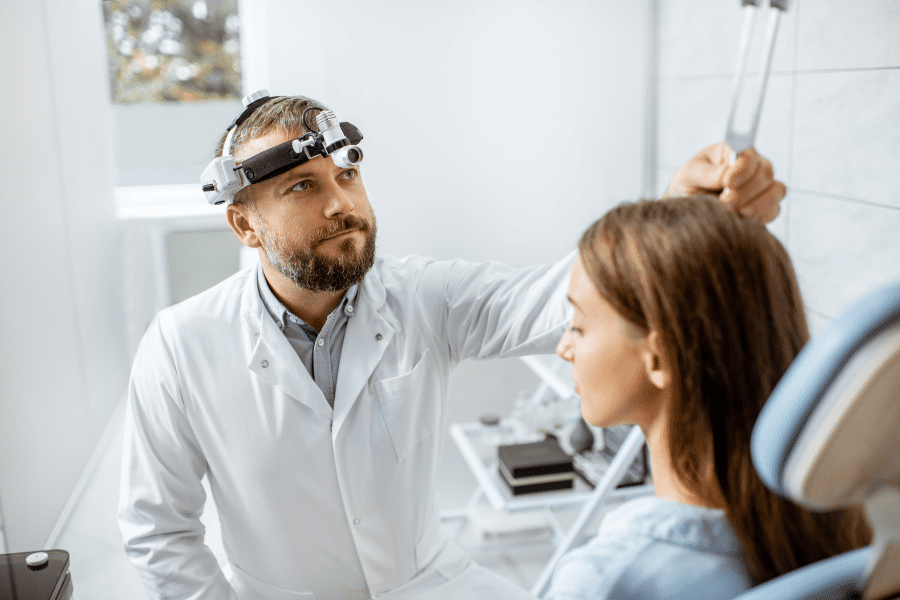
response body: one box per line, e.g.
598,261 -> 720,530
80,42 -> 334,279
557,255 -> 659,428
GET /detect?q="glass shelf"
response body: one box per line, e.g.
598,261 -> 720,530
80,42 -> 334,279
448,420 -> 652,514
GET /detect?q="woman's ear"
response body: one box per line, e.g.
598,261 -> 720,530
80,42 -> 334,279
226,203 -> 262,249
643,330 -> 670,390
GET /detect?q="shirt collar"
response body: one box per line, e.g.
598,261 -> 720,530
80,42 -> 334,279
256,263 -> 359,331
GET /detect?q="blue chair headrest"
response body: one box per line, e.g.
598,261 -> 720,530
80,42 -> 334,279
751,281 -> 900,509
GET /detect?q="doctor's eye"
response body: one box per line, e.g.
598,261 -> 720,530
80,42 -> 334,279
291,180 -> 311,192
341,169 -> 358,180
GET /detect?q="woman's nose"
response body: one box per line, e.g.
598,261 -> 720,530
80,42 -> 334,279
556,334 -> 573,362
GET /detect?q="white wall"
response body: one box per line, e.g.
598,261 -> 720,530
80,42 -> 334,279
240,0 -> 653,508
0,0 -> 129,550
653,0 -> 900,333
251,0 -> 652,267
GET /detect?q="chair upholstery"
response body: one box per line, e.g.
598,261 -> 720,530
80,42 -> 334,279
736,281 -> 900,600
733,547 -> 870,600
752,281 -> 900,507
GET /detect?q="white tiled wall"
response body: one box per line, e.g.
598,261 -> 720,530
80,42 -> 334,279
655,0 -> 900,332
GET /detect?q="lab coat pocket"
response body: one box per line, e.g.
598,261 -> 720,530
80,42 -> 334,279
229,560 -> 317,600
375,349 -> 442,462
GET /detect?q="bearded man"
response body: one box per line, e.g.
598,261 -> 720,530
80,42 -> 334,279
118,95 -> 786,600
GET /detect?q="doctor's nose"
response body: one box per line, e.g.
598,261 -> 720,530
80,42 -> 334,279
324,184 -> 356,219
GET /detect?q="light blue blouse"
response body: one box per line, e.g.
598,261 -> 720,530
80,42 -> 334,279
546,496 -> 753,600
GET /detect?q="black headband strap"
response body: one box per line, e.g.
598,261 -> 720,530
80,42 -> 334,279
240,122 -> 364,185
227,95 -> 283,132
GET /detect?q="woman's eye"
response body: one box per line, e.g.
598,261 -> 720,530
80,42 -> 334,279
569,323 -> 583,335
291,181 -> 310,192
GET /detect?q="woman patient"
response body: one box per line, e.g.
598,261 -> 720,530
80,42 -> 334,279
547,195 -> 870,600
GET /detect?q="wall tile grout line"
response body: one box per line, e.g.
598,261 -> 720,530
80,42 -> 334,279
655,164 -> 900,212
788,188 -> 900,211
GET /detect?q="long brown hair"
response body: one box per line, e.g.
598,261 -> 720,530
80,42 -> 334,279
578,195 -> 869,583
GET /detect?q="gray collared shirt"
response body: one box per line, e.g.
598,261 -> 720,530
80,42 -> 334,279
257,266 -> 358,408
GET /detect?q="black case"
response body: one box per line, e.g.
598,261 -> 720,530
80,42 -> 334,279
0,550 -> 73,600
498,436 -> 575,495
498,436 -> 574,479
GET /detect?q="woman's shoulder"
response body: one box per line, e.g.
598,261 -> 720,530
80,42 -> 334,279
546,496 -> 752,600
597,496 -> 743,555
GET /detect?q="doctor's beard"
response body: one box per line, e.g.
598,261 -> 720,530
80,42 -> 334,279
255,212 -> 377,292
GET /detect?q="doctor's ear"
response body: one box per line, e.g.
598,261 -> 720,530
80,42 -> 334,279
226,202 -> 262,249
642,331 -> 670,390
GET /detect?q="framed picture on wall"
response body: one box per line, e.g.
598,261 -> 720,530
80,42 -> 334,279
102,0 -> 241,104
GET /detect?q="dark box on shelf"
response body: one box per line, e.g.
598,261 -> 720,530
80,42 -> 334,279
498,436 -> 574,495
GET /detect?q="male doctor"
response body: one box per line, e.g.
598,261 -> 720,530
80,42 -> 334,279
118,94 -> 785,600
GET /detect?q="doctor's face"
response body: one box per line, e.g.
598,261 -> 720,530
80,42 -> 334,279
556,256 -> 657,428
238,129 -> 377,292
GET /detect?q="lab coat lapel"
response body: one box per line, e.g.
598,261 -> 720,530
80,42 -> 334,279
241,265 -> 333,421
247,314 -> 333,420
333,271 -> 394,430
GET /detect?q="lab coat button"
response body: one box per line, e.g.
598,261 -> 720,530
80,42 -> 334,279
317,338 -> 325,347
346,305 -> 354,313
375,333 -> 383,341
353,518 -> 361,525
261,360 -> 269,368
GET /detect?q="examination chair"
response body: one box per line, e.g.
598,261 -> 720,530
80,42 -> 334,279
734,280 -> 900,600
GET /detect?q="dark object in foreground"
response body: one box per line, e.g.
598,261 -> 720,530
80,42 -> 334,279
0,549 -> 73,600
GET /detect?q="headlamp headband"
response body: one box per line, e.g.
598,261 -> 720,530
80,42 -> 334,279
239,122 -> 363,186
200,90 -> 364,206
219,92 -> 282,158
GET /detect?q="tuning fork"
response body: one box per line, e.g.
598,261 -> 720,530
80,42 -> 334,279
724,0 -> 789,162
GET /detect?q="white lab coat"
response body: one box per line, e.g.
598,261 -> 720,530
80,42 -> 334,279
119,253 -> 573,600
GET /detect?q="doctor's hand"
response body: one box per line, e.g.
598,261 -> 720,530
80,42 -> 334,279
663,142 -> 786,225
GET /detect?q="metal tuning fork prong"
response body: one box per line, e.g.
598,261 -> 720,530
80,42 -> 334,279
724,0 -> 789,161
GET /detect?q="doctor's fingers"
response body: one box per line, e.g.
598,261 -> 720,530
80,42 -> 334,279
723,179 -> 786,224
721,149 -> 775,200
